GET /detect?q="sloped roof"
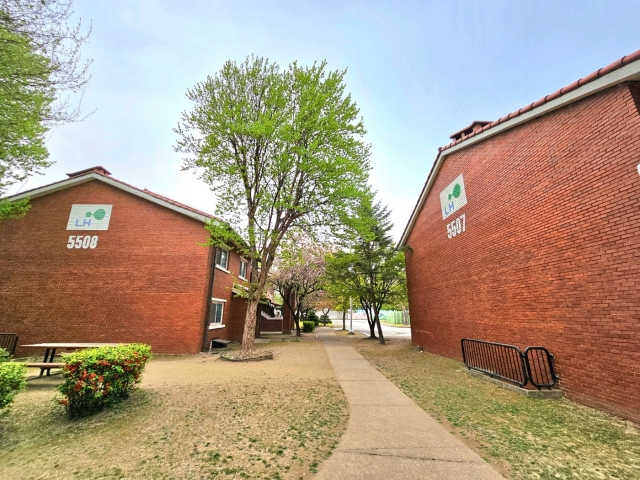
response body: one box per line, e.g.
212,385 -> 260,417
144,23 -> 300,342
8,166 -> 220,225
399,48 -> 640,247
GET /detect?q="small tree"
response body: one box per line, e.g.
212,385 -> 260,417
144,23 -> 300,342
324,273 -> 351,330
270,234 -> 327,336
326,200 -> 405,344
176,56 -> 370,354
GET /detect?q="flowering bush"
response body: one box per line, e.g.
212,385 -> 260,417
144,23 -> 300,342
59,344 -> 152,418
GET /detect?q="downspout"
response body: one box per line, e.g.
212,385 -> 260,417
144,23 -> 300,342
201,246 -> 217,352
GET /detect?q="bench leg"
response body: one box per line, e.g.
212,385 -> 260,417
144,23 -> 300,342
39,348 -> 57,377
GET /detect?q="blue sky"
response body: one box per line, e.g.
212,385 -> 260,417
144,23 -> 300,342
13,0 -> 640,239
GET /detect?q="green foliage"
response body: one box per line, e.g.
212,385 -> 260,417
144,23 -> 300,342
0,197 -> 31,222
0,24 -> 52,222
0,361 -> 27,412
302,321 -> 315,333
0,347 -> 9,362
176,55 -> 371,349
306,310 -> 319,326
325,198 -> 406,342
59,344 -> 152,418
0,0 -> 91,225
319,314 -> 331,326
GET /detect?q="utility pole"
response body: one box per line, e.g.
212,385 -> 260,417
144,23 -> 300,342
348,296 -> 354,335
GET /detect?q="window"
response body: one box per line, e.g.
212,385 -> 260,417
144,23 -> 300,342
209,301 -> 224,326
215,248 -> 229,270
239,260 -> 247,279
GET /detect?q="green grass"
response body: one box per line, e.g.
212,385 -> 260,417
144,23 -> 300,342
354,340 -> 640,480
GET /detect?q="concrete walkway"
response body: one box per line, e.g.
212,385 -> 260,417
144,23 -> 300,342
315,329 -> 504,480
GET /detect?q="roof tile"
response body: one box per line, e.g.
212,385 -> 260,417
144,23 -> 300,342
443,47 -> 640,149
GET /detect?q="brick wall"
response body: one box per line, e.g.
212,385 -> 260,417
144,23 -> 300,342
206,247 -> 249,345
0,180 -> 215,355
406,83 -> 640,422
228,296 -> 248,343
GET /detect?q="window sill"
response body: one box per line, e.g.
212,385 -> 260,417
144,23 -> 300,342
215,265 -> 230,274
209,324 -> 225,330
238,276 -> 247,281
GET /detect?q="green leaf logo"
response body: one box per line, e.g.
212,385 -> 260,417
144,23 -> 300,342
448,184 -> 461,201
85,209 -> 106,220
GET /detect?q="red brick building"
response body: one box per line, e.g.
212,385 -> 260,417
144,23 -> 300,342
400,50 -> 640,422
0,167 -> 254,355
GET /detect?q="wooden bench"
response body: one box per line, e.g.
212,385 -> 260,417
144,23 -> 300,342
26,362 -> 64,377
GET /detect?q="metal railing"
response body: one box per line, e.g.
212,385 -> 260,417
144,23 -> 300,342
0,333 -> 19,356
524,347 -> 558,388
461,338 -> 558,389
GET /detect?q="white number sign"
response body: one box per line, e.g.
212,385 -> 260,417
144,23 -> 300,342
446,214 -> 466,239
67,235 -> 99,249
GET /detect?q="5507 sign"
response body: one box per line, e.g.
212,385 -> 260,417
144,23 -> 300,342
446,214 -> 466,239
67,235 -> 99,249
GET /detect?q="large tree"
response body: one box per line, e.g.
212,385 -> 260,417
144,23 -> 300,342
0,0 -> 91,222
175,56 -> 370,353
326,200 -> 406,344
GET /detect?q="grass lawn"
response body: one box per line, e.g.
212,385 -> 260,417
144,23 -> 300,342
353,338 -> 640,480
0,339 -> 348,479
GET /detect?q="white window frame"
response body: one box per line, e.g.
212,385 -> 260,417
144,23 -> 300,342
208,297 -> 226,329
215,247 -> 229,272
239,260 -> 247,280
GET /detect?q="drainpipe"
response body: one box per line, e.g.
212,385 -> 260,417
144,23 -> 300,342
201,246 -> 217,352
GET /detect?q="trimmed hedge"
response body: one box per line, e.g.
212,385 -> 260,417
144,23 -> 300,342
302,321 -> 315,333
320,314 -> 331,326
0,361 -> 26,413
59,344 -> 152,418
307,311 -> 319,326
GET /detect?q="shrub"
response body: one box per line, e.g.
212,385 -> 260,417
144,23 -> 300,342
59,343 -> 152,418
307,311 -> 319,326
0,362 -> 27,413
320,314 -> 331,326
302,321 -> 315,333
0,347 -> 10,363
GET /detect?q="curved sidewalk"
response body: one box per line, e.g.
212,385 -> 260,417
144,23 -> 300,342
315,329 -> 504,480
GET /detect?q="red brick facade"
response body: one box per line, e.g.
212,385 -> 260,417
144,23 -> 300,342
405,83 -> 640,422
0,176 -> 250,355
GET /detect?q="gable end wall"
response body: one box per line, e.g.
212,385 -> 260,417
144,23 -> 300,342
406,83 -> 640,422
0,181 -> 213,355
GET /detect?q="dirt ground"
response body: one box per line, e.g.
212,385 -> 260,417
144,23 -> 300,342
353,337 -> 640,480
0,336 -> 348,479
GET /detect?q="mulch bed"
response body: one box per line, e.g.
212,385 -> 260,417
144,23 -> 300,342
220,350 -> 274,362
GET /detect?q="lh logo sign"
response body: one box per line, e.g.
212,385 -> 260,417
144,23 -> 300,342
66,204 -> 113,230
439,174 -> 467,220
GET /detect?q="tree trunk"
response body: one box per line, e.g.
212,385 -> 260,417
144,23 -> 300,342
294,313 -> 301,337
368,318 -> 376,338
342,310 -> 346,331
374,312 -> 385,345
364,307 -> 376,339
242,297 -> 259,351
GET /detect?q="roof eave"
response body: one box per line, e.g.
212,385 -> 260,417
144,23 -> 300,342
8,173 -> 212,225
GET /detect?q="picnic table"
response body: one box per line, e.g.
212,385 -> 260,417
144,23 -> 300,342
21,343 -> 123,377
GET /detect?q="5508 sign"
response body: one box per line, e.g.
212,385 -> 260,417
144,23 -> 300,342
446,214 -> 466,239
67,235 -> 98,249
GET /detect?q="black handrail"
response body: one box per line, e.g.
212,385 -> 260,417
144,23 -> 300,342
461,338 -> 558,389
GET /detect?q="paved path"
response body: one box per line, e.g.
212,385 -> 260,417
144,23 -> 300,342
315,329 -> 504,480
